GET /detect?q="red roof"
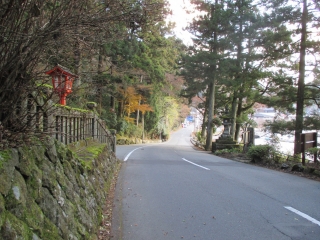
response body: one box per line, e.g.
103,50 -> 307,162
45,64 -> 78,78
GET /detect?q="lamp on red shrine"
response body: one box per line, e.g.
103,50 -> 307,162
45,65 -> 78,106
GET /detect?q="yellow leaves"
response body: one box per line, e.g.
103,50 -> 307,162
138,103 -> 153,114
124,116 -> 135,123
119,86 -> 153,117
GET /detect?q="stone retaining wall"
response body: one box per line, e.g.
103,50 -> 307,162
0,137 -> 118,239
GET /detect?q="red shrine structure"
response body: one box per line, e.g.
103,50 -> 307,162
45,65 -> 78,106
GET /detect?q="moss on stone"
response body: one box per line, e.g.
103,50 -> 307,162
55,160 -> 67,188
5,170 -> 28,212
6,197 -> 45,237
0,150 -> 10,169
25,168 -> 43,202
54,104 -> 92,114
0,149 -> 20,196
24,199 -> 44,232
1,211 -> 33,239
0,135 -> 118,239
96,205 -> 103,226
42,217 -> 62,240
86,144 -> 106,159
71,142 -> 106,172
18,147 -> 38,178
80,159 -> 93,171
39,160 -> 57,193
55,141 -> 69,161
0,194 -> 5,228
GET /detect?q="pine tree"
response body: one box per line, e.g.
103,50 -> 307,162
183,0 -> 286,146
260,0 -> 320,155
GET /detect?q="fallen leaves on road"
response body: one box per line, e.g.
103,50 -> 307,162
97,163 -> 121,240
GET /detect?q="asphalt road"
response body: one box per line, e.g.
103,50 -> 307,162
111,125 -> 320,240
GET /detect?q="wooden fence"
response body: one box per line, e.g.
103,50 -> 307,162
0,92 -> 116,152
52,108 -> 116,152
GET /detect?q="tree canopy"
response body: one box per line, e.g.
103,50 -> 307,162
1,0 -> 320,153
0,0 -> 188,146
181,0 -> 320,153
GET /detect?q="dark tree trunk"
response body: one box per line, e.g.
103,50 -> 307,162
205,2 -> 218,151
294,0 -> 307,155
205,81 -> 216,150
235,96 -> 243,142
230,93 -> 238,140
201,103 -> 208,139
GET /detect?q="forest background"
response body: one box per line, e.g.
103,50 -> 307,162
0,0 -> 319,157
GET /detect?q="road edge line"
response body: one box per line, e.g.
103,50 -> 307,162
284,206 -> 320,227
124,147 -> 144,161
182,158 -> 210,170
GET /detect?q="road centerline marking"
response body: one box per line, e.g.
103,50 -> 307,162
182,158 -> 210,170
284,206 -> 320,227
124,147 -> 144,161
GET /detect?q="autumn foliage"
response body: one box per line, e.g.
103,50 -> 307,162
119,86 -> 153,123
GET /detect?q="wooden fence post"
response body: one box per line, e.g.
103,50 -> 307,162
48,106 -> 116,152
300,132 -> 318,165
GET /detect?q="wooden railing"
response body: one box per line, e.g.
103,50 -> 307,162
0,92 -> 116,152
49,108 -> 116,152
52,109 -> 115,149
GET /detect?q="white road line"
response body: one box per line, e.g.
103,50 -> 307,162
124,147 -> 144,161
284,206 -> 320,227
182,158 -> 210,170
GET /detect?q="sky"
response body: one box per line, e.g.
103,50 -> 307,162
167,0 -> 195,45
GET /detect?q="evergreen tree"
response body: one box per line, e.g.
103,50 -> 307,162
183,0 -> 234,150
0,0 -> 187,143
260,0 -> 320,155
183,0 -> 289,147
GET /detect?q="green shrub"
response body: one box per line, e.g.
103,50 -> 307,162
196,131 -> 204,142
305,147 -> 319,161
116,119 -> 128,136
247,145 -> 273,162
125,123 -> 143,138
